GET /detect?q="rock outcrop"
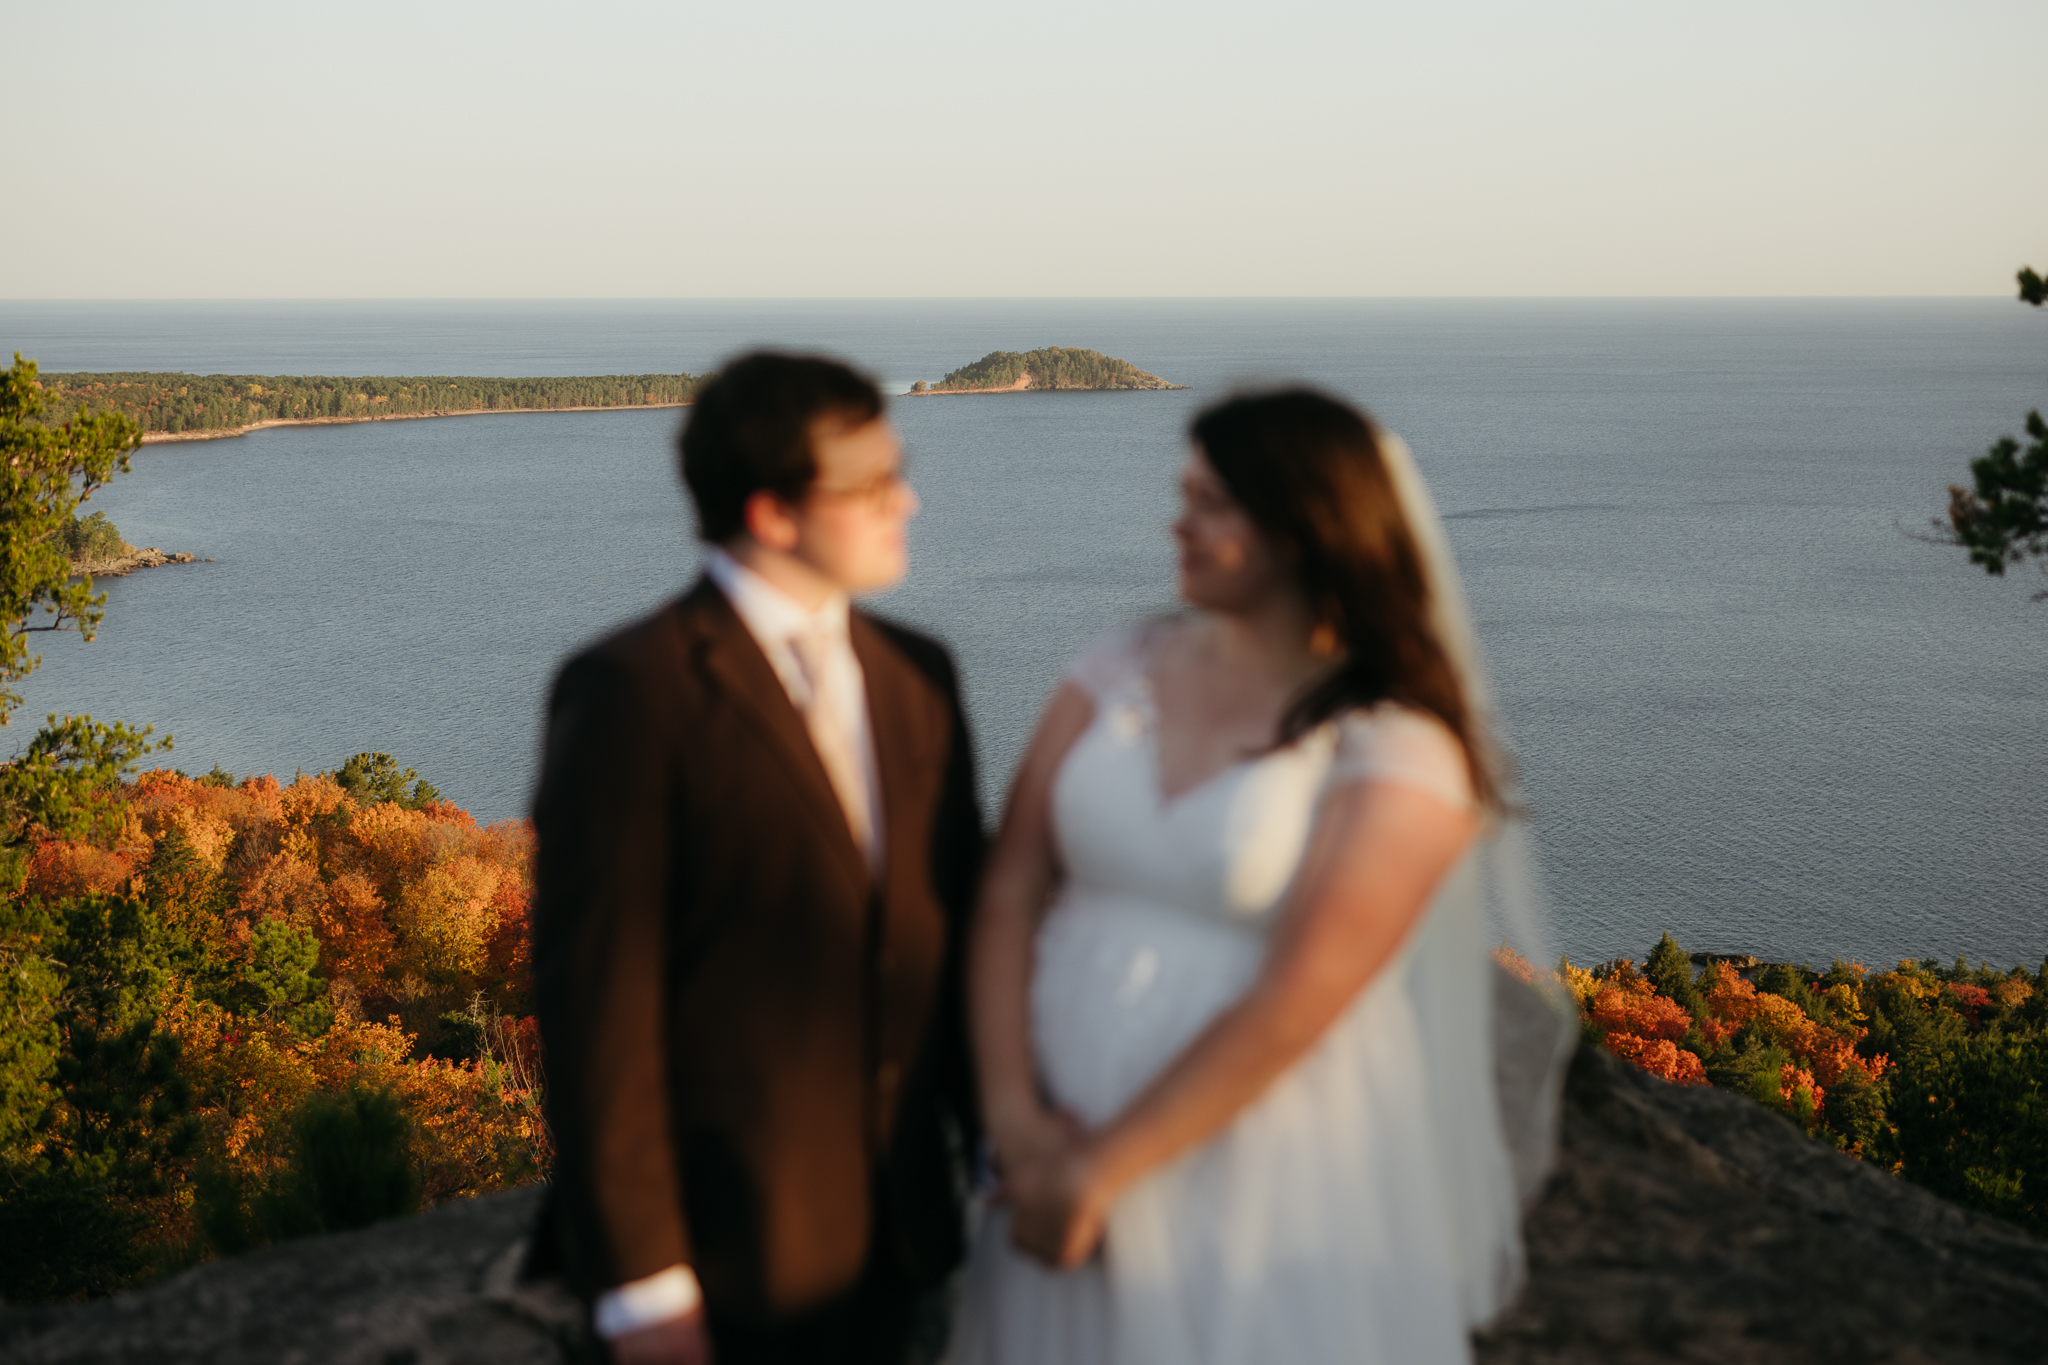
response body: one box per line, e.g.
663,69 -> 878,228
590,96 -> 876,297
0,1187 -> 576,1365
71,546 -> 203,577
5,1047 -> 2044,1363
1479,1048 -> 2048,1363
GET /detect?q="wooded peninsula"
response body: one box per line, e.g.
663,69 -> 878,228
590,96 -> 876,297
37,352 -> 1184,438
910,347 -> 1185,395
35,372 -> 704,441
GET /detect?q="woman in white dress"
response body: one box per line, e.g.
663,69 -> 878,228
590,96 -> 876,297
948,389 -> 1561,1365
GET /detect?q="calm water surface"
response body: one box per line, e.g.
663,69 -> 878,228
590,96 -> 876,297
6,299 -> 2045,970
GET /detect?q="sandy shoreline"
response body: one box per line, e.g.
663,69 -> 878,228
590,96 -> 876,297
139,402 -> 690,445
909,372 -> 1037,396
135,385 -> 1177,440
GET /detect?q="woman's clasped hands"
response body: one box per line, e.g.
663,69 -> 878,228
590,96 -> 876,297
987,1100 -> 1115,1269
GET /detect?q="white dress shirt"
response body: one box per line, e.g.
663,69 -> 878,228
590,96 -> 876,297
704,545 -> 883,869
592,546 -> 884,1340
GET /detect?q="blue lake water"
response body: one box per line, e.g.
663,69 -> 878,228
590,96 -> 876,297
5,298 -> 2045,971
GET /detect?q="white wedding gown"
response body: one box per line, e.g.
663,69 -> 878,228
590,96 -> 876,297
946,622 -> 1520,1365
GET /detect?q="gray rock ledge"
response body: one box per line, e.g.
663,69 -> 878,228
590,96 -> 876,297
5,1047 -> 2045,1363
0,1186 -> 578,1365
1478,1047 -> 2048,1363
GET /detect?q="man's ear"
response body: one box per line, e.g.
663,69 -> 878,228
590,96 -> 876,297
742,490 -> 801,552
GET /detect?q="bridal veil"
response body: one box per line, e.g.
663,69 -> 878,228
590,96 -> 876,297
1378,430 -> 1576,1324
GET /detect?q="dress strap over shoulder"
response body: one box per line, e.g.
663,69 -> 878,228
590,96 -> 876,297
1327,703 -> 1474,810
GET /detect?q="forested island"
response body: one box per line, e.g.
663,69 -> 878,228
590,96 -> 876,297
909,346 -> 1184,394
35,372 -> 704,441
34,355 -> 1183,438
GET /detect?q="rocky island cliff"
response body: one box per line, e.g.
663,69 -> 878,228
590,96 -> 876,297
908,346 -> 1185,395
5,1046 -> 2042,1365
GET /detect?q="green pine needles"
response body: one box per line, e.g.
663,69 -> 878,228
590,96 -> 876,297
1943,267 -> 2048,597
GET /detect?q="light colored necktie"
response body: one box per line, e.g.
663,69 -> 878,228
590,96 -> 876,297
788,623 -> 876,866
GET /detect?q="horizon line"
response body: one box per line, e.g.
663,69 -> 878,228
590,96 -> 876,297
0,294 -> 2031,308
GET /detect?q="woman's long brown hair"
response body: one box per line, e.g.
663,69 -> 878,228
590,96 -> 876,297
1191,388 -> 1502,810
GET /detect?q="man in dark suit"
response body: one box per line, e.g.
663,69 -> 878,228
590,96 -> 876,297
530,353 -> 983,1365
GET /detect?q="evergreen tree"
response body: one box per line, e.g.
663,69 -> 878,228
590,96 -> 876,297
334,751 -> 441,809
0,354 -> 142,723
239,919 -> 331,1037
0,893 -> 201,1300
1943,268 -> 2046,596
0,355 -> 174,1299
1645,931 -> 1701,1013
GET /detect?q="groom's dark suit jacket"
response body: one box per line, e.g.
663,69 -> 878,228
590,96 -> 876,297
529,577 -> 982,1325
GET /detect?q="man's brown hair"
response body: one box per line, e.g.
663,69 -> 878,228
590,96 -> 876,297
678,351 -> 884,542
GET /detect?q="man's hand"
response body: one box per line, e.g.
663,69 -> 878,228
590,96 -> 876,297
988,1100 -> 1085,1180
609,1307 -> 711,1365
1002,1141 -> 1113,1270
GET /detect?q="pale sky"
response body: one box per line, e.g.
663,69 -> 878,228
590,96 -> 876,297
6,0 -> 2042,298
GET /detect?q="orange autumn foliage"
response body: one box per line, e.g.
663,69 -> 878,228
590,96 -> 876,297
25,766 -> 546,1241
108,768 -> 535,1021
1694,962 -> 1890,1116
1604,1034 -> 1708,1085
1994,975 -> 2036,1011
1777,1062 -> 1821,1114
159,993 -> 548,1205
316,871 -> 395,982
1491,944 -> 1537,984
1589,971 -> 1692,1043
1584,969 -> 1707,1085
22,838 -> 137,901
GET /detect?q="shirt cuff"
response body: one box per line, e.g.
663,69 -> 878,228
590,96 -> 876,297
592,1264 -> 703,1339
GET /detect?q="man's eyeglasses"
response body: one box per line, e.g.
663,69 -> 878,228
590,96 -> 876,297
807,463 -> 910,511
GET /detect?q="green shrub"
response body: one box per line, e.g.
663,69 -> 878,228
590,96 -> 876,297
1706,1032 -> 1802,1119
199,1088 -> 422,1254
1756,961 -> 1824,1018
1886,1029 -> 2048,1236
0,1167 -> 151,1300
